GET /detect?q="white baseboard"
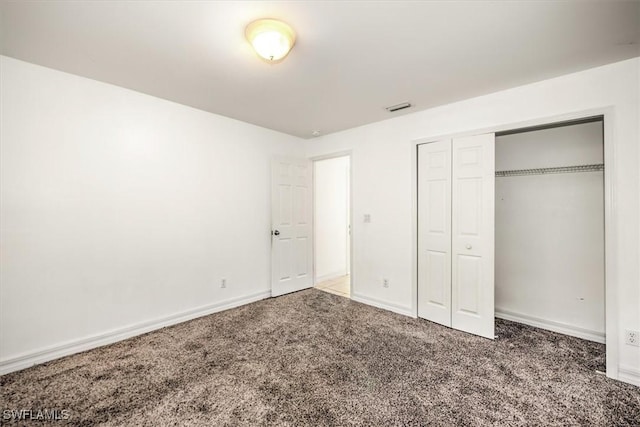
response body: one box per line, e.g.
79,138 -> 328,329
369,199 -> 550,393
0,290 -> 271,376
495,308 -> 605,343
315,271 -> 348,284
351,293 -> 413,317
618,365 -> 640,387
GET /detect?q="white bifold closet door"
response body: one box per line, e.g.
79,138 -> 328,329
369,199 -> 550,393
418,133 -> 495,339
417,140 -> 452,326
451,134 -> 495,339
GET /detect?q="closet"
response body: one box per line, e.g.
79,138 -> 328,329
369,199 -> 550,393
417,118 -> 605,343
494,119 -> 605,342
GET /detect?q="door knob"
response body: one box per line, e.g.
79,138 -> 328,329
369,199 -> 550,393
273,230 -> 280,236
466,244 -> 472,250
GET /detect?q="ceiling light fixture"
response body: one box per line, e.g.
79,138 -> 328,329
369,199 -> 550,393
245,19 -> 296,63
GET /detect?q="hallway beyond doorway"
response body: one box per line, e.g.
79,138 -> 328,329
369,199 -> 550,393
315,275 -> 350,298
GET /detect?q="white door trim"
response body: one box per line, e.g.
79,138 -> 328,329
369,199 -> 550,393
311,151 -> 353,295
410,106 -> 617,380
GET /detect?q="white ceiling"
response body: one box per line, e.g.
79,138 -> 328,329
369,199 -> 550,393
1,1 -> 639,139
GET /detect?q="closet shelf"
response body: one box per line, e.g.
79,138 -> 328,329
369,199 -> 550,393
495,163 -> 604,177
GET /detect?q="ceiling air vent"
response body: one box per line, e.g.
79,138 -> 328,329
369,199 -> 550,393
385,102 -> 412,112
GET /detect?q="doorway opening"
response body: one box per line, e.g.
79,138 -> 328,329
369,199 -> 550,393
313,155 -> 351,298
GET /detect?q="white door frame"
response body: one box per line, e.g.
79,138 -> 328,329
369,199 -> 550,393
411,107 -> 617,380
311,151 -> 353,294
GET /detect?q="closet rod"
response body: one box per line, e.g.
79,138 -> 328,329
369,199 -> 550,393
495,163 -> 604,177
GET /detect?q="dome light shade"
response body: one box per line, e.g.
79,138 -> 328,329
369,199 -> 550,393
245,19 -> 296,63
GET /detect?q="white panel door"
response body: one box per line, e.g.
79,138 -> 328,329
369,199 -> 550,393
271,158 -> 313,297
451,133 -> 495,339
417,140 -> 452,326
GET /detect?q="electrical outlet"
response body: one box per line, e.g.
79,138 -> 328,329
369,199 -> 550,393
626,330 -> 639,346
383,278 -> 389,288
221,278 -> 227,289
364,214 -> 371,223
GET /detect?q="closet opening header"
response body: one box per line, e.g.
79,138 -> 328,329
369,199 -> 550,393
496,115 -> 603,137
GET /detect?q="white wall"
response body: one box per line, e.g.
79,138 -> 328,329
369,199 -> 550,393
495,122 -> 605,341
0,56 -> 303,370
304,58 -> 640,385
314,156 -> 350,282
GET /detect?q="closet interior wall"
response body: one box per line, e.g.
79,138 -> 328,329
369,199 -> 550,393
495,120 -> 605,342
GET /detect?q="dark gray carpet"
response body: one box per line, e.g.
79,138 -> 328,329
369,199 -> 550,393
1,289 -> 639,426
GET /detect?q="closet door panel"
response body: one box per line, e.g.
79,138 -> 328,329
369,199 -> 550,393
451,133 -> 495,339
417,140 -> 452,326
